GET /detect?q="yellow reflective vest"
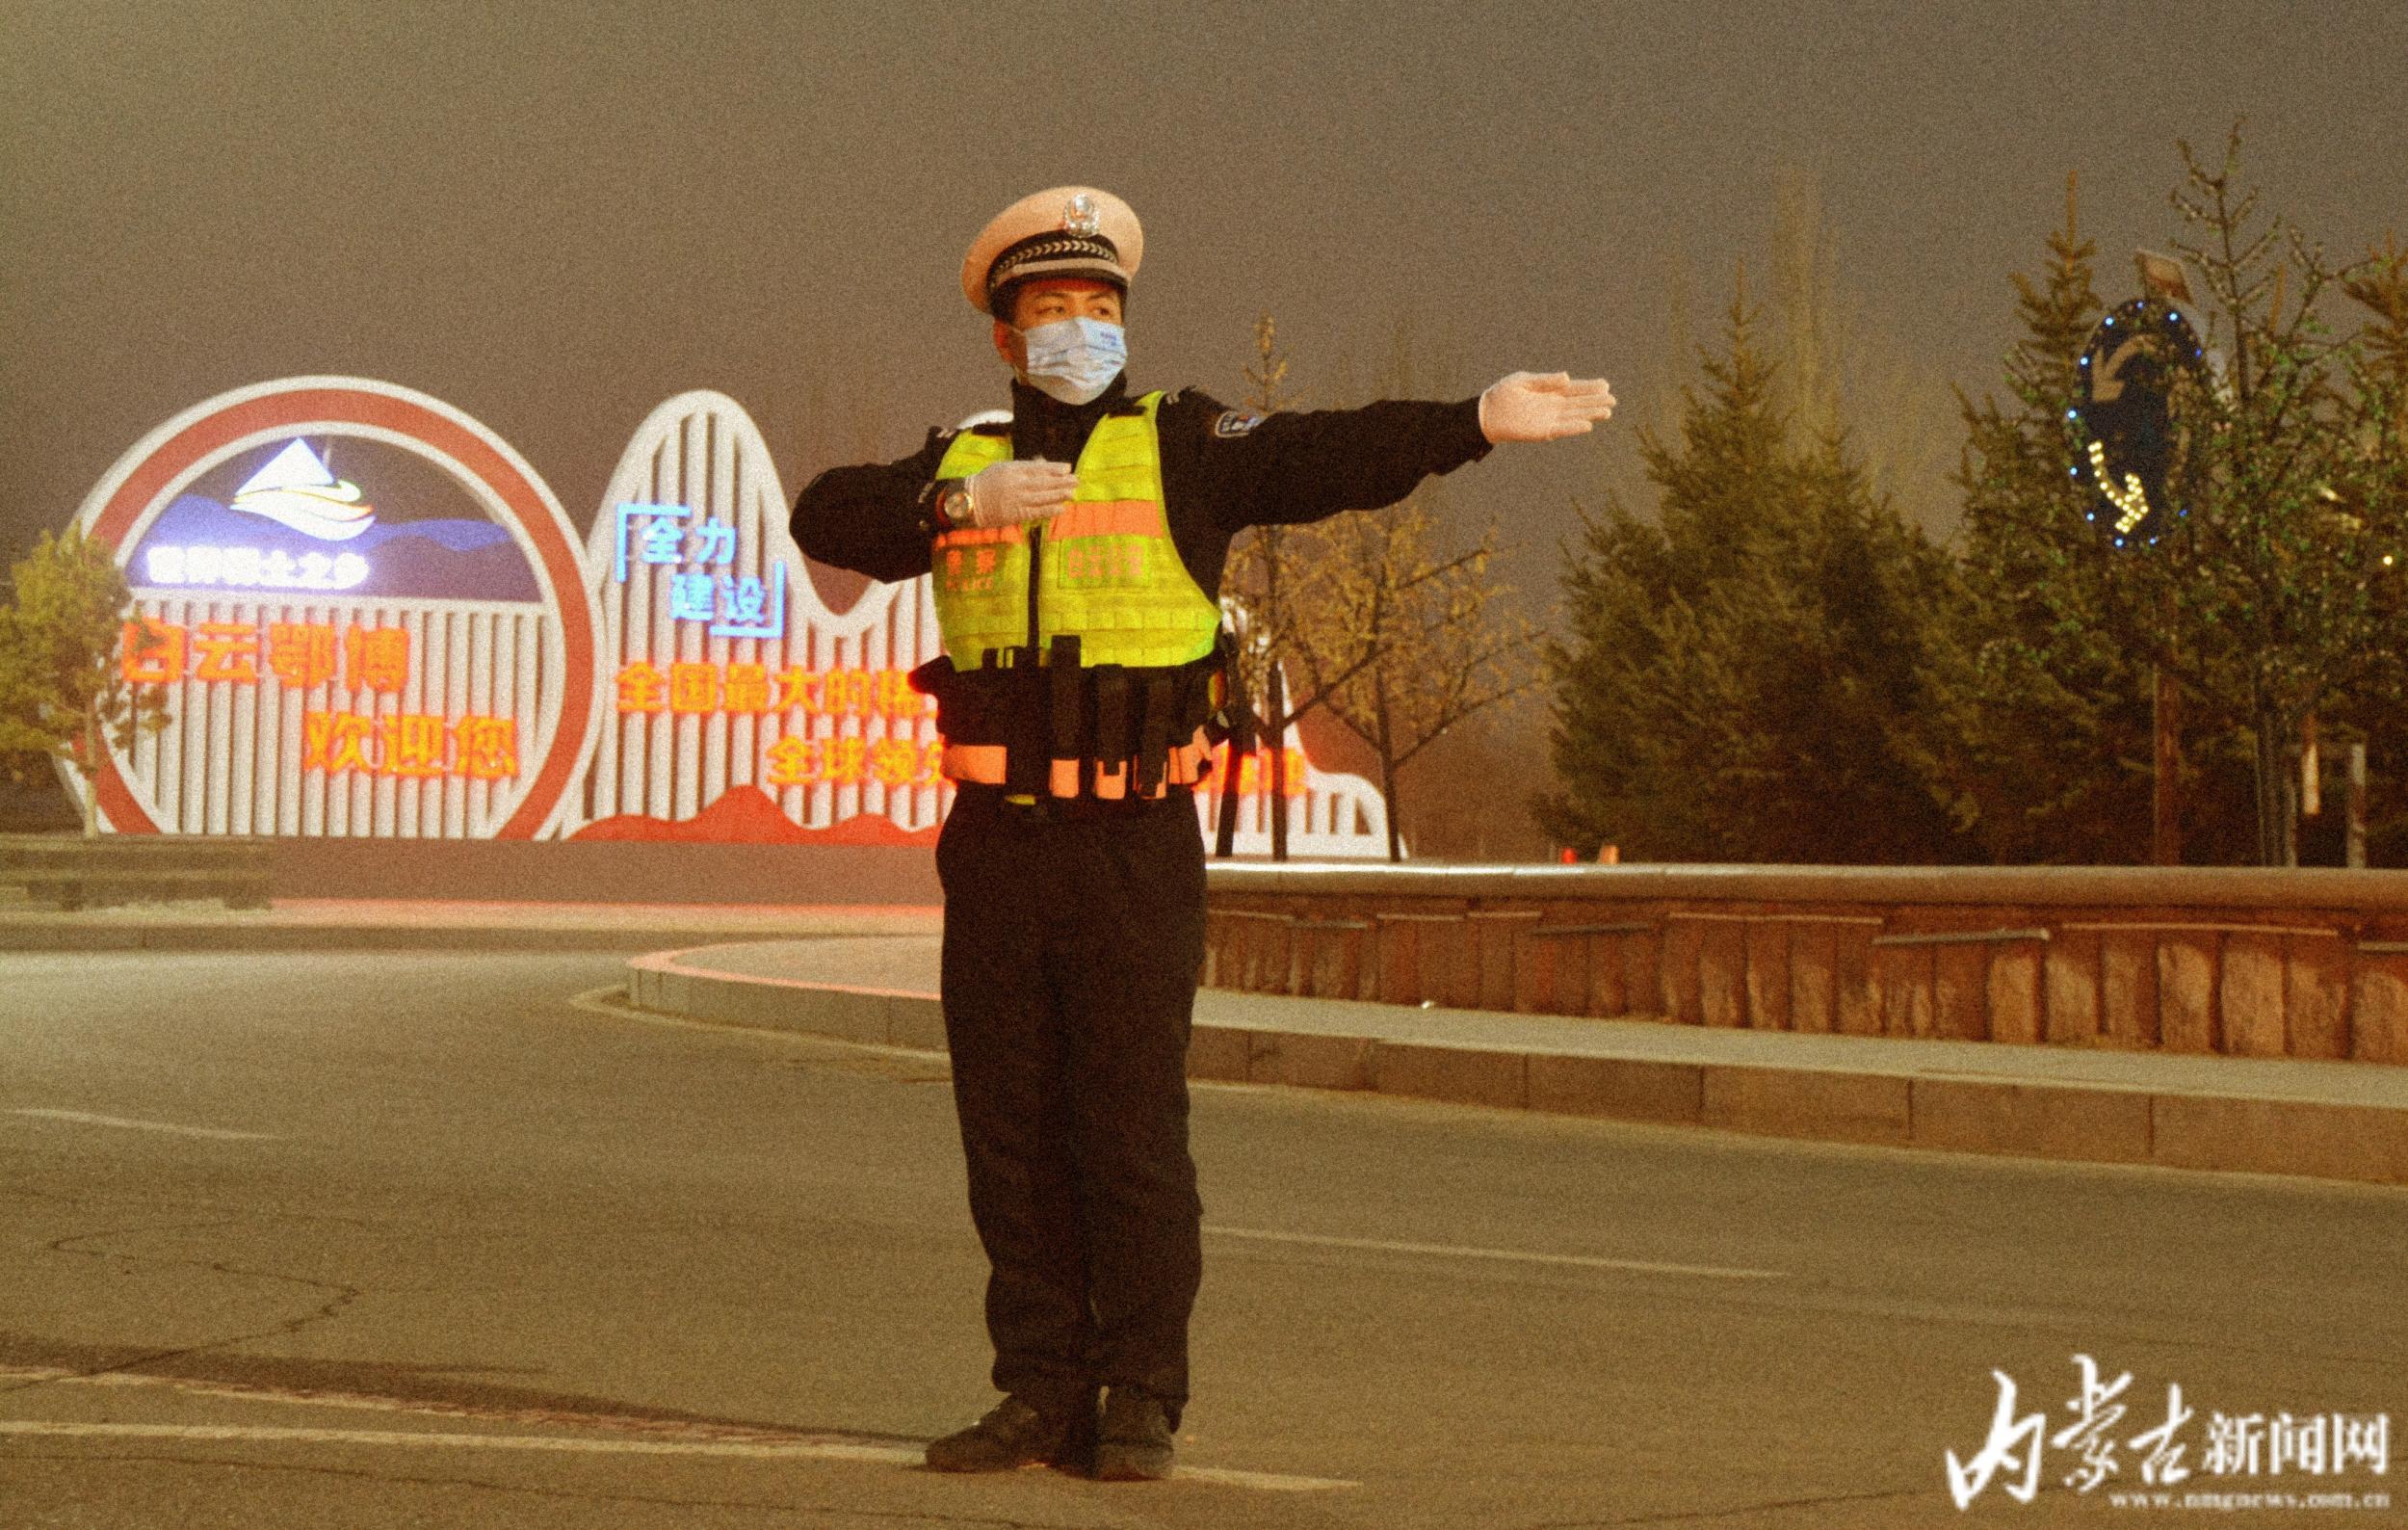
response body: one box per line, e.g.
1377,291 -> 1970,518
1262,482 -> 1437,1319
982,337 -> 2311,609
929,390 -> 1222,670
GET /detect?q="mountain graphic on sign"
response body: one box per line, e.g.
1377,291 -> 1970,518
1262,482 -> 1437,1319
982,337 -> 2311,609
228,439 -> 377,541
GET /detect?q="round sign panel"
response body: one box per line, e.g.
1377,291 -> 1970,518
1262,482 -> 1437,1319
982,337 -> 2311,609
71,377 -> 604,838
2072,297 -> 2208,549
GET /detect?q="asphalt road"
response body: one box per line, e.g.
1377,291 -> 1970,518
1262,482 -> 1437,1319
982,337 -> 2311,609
2,949 -> 2401,1529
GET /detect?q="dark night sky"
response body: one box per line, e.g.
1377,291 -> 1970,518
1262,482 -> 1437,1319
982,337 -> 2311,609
6,0 -> 2404,630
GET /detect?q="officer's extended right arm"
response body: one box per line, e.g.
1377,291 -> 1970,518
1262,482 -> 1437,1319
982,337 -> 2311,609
1166,391 -> 1495,532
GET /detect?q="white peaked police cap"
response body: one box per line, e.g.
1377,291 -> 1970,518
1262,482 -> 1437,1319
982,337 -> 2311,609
961,186 -> 1143,316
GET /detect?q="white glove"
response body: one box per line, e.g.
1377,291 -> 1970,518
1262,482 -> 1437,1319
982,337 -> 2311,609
1478,371 -> 1618,442
961,459 -> 1078,530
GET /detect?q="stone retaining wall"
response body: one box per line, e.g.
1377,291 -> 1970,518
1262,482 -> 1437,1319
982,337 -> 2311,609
1203,864 -> 2408,1064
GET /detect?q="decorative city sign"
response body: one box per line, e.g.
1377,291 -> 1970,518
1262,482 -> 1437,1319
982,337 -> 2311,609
71,377 -> 602,838
2072,297 -> 2208,549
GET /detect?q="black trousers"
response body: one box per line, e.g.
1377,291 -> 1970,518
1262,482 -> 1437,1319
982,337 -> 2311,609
934,788 -> 1206,1425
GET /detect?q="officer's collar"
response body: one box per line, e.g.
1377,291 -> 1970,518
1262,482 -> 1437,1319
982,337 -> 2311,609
1008,372 -> 1135,431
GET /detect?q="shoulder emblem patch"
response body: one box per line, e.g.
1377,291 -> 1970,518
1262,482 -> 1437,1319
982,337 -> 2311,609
1215,409 -> 1267,437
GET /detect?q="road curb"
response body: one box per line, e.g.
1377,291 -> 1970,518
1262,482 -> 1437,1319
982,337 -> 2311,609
624,949 -> 2408,1188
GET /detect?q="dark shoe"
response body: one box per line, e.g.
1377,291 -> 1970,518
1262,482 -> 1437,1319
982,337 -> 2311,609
924,1392 -> 1092,1472
1092,1386 -> 1175,1481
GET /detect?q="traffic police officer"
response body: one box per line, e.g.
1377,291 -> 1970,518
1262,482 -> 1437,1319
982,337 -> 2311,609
788,186 -> 1614,1481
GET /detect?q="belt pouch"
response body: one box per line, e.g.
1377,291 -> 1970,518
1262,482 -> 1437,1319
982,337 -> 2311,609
932,657 -> 1004,747
906,653 -> 955,698
1002,646 -> 1048,797
1174,661 -> 1216,782
1047,634 -> 1084,797
1091,665 -> 1130,801
1134,673 -> 1174,797
909,653 -> 962,742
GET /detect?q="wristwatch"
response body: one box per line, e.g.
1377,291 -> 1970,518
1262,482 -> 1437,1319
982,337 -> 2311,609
926,479 -> 974,533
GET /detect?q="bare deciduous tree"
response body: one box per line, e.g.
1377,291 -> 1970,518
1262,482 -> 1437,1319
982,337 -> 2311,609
1223,310 -> 1534,860
1291,499 -> 1536,860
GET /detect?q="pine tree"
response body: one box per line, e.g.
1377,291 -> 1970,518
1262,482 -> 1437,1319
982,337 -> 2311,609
0,529 -> 172,836
1538,281 -> 1970,863
1948,173 -> 2171,862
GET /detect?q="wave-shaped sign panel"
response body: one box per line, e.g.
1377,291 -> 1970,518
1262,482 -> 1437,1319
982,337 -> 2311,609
555,391 -> 947,846
70,378 -> 602,838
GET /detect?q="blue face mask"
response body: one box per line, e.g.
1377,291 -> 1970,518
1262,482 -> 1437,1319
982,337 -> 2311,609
1016,316 -> 1127,406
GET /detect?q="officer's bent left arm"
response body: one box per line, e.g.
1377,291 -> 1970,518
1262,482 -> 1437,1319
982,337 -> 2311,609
787,429 -> 951,582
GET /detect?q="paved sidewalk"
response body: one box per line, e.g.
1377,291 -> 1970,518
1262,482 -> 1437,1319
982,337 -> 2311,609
631,937 -> 2408,1189
0,898 -> 943,952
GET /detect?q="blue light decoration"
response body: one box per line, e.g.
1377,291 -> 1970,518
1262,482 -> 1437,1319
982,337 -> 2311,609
613,501 -> 787,640
2069,296 -> 2208,549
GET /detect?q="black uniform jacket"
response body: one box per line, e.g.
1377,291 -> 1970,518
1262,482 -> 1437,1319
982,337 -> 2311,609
789,373 -> 1493,600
